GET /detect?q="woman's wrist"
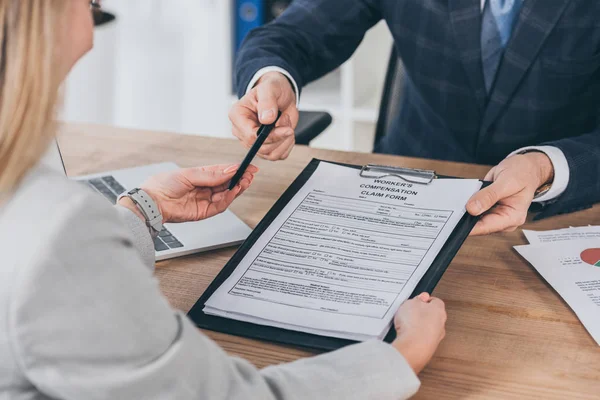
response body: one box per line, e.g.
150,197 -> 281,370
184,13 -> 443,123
392,336 -> 421,374
140,186 -> 166,223
117,197 -> 146,223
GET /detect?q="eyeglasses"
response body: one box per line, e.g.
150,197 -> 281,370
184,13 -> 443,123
90,0 -> 116,27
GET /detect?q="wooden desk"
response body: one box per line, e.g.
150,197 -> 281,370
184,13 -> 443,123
59,123 -> 600,399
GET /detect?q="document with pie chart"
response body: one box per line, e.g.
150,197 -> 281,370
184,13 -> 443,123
522,226 -> 600,244
580,248 -> 600,267
515,239 -> 600,345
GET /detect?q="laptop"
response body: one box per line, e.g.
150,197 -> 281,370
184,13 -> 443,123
42,140 -> 252,261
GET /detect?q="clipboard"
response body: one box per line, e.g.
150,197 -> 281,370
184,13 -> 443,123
188,159 -> 488,351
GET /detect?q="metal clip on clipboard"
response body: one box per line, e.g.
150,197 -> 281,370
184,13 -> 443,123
359,164 -> 437,185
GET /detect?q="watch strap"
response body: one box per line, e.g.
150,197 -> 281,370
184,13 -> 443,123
118,188 -> 163,236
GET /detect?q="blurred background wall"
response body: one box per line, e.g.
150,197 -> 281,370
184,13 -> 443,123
62,0 -> 392,152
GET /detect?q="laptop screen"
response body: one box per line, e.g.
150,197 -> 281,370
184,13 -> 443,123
40,139 -> 67,176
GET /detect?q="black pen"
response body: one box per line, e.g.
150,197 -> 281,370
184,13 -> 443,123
228,111 -> 282,191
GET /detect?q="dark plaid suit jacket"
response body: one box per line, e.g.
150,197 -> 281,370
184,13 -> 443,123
235,0 -> 600,218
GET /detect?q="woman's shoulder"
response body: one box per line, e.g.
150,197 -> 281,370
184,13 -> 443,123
1,165 -> 148,320
3,165 -> 115,230
2,164 -> 155,279
1,168 -> 172,387
0,166 -> 124,271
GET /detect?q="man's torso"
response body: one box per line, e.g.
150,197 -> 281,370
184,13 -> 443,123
375,0 -> 600,164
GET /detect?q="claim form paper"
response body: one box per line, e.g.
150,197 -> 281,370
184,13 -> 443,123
205,162 -> 482,341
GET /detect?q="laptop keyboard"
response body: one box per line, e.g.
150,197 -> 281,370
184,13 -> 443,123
85,175 -> 183,252
87,176 -> 123,204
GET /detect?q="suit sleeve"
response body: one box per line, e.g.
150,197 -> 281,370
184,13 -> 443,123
537,128 -> 600,219
9,191 -> 420,400
235,0 -> 383,97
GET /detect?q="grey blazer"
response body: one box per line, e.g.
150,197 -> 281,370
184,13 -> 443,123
0,166 -> 420,400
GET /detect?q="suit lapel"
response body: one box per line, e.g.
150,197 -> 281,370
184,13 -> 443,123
448,0 -> 487,112
480,0 -> 572,134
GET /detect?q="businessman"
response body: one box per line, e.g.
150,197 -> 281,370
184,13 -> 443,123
229,0 -> 600,235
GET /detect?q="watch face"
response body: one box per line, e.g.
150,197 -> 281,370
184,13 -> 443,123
534,183 -> 552,198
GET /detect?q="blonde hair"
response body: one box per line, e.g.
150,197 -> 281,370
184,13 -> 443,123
0,1 -> 66,192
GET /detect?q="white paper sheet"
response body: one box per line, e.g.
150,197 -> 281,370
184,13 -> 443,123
523,226 -> 600,244
515,239 -> 600,345
205,162 -> 482,340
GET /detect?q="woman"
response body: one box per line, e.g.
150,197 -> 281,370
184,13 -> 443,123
0,1 -> 447,399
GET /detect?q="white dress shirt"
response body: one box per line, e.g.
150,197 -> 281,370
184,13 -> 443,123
245,0 -> 569,203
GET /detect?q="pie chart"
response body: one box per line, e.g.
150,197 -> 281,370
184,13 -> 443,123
580,248 -> 600,267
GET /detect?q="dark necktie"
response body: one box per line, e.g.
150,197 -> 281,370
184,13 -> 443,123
481,0 -> 524,92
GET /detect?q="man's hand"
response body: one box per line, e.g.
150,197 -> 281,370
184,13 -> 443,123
467,152 -> 554,236
131,164 -> 258,224
229,72 -> 299,161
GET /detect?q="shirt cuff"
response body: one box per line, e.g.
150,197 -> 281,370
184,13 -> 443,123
507,145 -> 570,203
246,66 -> 300,107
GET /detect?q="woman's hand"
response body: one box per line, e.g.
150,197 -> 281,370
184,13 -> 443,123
131,164 -> 257,224
392,293 -> 447,374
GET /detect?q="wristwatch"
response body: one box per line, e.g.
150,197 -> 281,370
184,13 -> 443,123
516,149 -> 554,199
534,182 -> 553,199
118,188 -> 163,236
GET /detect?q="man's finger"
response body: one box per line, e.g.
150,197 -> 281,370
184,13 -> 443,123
260,136 -> 295,161
257,140 -> 288,159
470,212 -> 516,236
234,119 -> 293,153
233,127 -> 255,149
275,112 -> 293,128
258,132 -> 294,156
229,102 -> 260,143
466,179 -> 512,216
281,138 -> 295,159
256,83 -> 281,125
261,125 -> 295,146
270,136 -> 295,160
282,107 -> 300,130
